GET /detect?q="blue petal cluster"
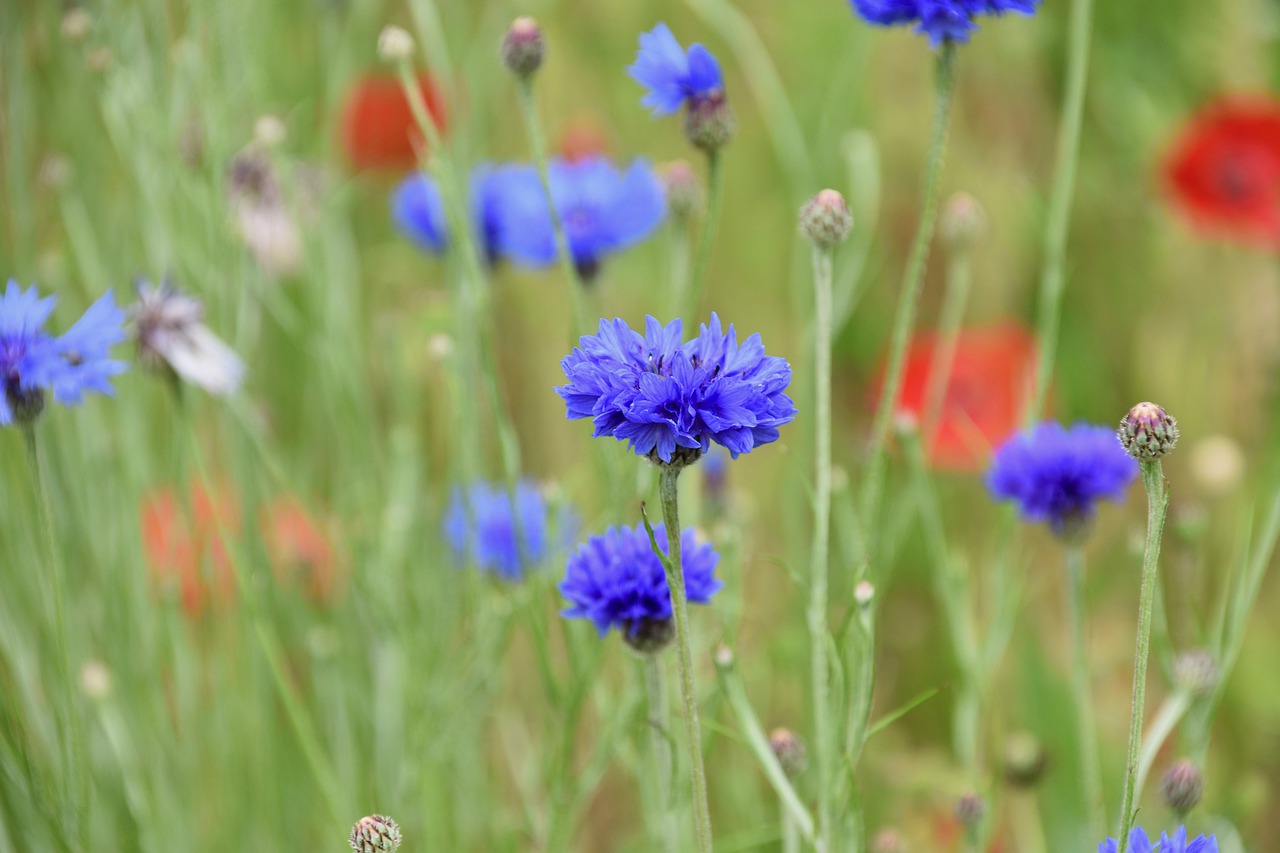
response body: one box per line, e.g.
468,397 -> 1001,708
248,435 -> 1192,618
1099,826 -> 1217,853
557,314 -> 797,464
0,281 -> 126,426
560,522 -> 722,638
986,422 -> 1138,534
443,480 -> 549,582
628,23 -> 724,115
850,0 -> 1039,46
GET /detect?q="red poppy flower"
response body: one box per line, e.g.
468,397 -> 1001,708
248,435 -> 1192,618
1164,97 -> 1280,247
874,322 -> 1038,472
141,483 -> 238,618
558,115 -> 610,164
260,498 -> 345,605
339,71 -> 447,171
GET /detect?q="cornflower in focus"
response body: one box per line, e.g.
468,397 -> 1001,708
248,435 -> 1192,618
0,280 -> 126,426
560,522 -> 721,653
556,314 -> 796,466
849,0 -> 1040,46
444,481 -> 550,582
131,278 -> 244,396
1098,826 -> 1218,853
987,422 -> 1138,539
629,23 -> 732,151
1164,97 -> 1280,247
339,72 -> 447,172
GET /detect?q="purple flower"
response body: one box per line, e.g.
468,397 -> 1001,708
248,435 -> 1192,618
986,422 -> 1138,536
850,0 -> 1039,46
628,23 -> 723,116
1098,826 -> 1217,853
557,314 -> 796,466
1,281 -> 126,426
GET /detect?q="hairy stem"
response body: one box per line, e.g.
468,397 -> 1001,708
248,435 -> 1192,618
644,655 -> 680,853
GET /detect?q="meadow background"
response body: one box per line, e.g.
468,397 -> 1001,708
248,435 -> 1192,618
2,0 -> 1280,850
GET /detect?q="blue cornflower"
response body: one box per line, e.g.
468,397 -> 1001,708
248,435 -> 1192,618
0,281 -> 126,426
560,521 -> 721,651
443,480 -> 549,582
986,422 -> 1138,537
556,313 -> 796,466
1098,826 -> 1218,853
495,157 -> 666,281
850,0 -> 1039,47
628,23 -> 723,116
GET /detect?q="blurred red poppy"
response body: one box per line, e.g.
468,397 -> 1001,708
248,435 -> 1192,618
339,71 -> 447,171
261,498 -> 345,605
558,115 -> 610,163
875,322 -> 1037,472
141,483 -> 238,618
1164,97 -> 1280,247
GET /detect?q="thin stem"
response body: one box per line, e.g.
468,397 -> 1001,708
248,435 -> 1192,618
686,150 -> 724,322
644,655 -> 679,853
1133,691 -> 1191,805
860,42 -> 956,535
21,426 -> 86,845
781,804 -> 800,853
1117,461 -> 1170,850
515,77 -> 588,340
654,465 -> 713,853
808,243 -> 835,847
1026,0 -> 1095,423
668,218 -> 693,319
1065,546 -> 1106,836
922,245 -> 974,441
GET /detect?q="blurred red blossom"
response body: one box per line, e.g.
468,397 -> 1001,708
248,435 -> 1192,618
339,71 -> 447,171
1164,96 -> 1280,247
875,322 -> 1038,472
141,483 -> 237,619
558,115 -> 610,163
260,498 -> 346,605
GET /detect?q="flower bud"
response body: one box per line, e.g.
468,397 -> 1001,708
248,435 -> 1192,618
871,828 -> 908,853
623,617 -> 675,655
938,191 -> 986,251
854,580 -> 875,607
61,8 -> 92,43
1160,759 -> 1204,815
253,115 -> 287,149
1173,648 -> 1219,696
955,792 -> 985,829
713,642 -> 735,669
799,189 -> 854,249
661,160 -> 702,221
377,26 -> 415,64
768,728 -> 807,778
1118,401 -> 1179,461
501,17 -> 545,78
1003,730 -> 1048,788
349,815 -> 402,852
683,90 -> 734,152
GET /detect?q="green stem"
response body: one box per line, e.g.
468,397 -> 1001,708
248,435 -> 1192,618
782,804 -> 800,853
669,218 -> 693,319
1065,546 -> 1106,836
21,425 -> 86,845
860,42 -> 956,536
686,150 -> 724,322
644,655 -> 679,853
1026,0 -> 1094,423
515,77 -> 588,340
1117,461 -> 1170,850
1133,690 -> 1191,806
922,245 -> 973,441
808,243 -> 835,847
655,466 -> 713,853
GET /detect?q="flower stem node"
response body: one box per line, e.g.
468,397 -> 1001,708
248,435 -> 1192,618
799,189 -> 854,249
1118,402 -> 1179,461
939,191 -> 986,251
377,26 -> 415,64
1172,649 -> 1219,696
502,17 -> 545,78
1160,760 -> 1204,816
349,815 -> 402,852
684,90 -> 734,153
768,728 -> 807,778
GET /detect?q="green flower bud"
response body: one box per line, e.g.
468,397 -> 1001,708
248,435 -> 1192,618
1118,401 -> 1179,460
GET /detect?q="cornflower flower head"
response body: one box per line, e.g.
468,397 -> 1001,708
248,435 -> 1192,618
557,313 -> 796,467
560,521 -> 721,653
1,281 -> 126,426
443,480 -> 549,582
131,278 -> 244,396
987,422 -> 1138,539
629,23 -> 732,150
1098,826 -> 1217,853
850,0 -> 1040,47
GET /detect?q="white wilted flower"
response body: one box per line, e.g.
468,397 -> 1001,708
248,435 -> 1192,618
226,149 -> 303,278
132,278 -> 244,396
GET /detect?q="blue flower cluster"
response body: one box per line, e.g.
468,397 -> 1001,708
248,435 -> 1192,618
850,0 -> 1039,46
392,158 -> 665,280
557,314 -> 797,465
628,23 -> 723,115
560,521 -> 721,641
1099,826 -> 1217,853
987,422 -> 1138,536
443,480 -> 549,582
0,281 -> 126,426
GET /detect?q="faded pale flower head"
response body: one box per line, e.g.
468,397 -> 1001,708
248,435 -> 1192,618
131,279 -> 244,396
376,26 -> 414,64
227,150 -> 303,278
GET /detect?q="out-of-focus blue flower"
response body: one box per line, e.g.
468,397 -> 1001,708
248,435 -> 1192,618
444,480 -> 549,582
628,23 -> 723,116
986,422 -> 1137,536
0,281 -> 126,426
560,521 -> 721,642
556,313 -> 796,465
392,173 -> 447,253
1098,826 -> 1217,853
493,157 -> 666,280
850,0 -> 1039,46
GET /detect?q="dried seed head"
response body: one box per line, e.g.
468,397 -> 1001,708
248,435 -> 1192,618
1118,401 -> 1179,461
799,189 -> 854,249
501,17 -> 545,78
